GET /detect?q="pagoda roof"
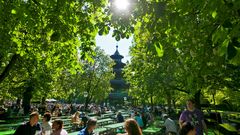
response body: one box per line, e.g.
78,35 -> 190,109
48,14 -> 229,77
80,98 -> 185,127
110,45 -> 124,59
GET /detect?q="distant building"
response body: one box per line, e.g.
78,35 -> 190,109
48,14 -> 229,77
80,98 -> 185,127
109,46 -> 129,105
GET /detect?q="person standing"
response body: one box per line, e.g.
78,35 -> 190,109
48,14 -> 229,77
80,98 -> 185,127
179,99 -> 208,135
14,112 -> 41,135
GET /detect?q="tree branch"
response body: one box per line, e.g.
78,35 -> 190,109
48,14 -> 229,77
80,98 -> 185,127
0,54 -> 19,83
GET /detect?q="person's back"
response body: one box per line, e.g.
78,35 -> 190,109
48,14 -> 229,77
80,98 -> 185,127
81,113 -> 89,128
134,114 -> 144,128
117,112 -> 124,123
164,118 -> 178,135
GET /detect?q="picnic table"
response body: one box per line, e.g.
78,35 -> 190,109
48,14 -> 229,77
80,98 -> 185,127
101,113 -> 114,118
61,118 -> 72,122
122,114 -> 130,118
0,122 -> 23,129
87,113 -> 96,117
94,127 -> 108,134
0,120 -> 6,123
0,130 -> 15,135
68,128 -> 109,135
142,127 -> 161,135
97,118 -> 114,126
52,116 -> 70,120
68,131 -> 79,135
104,122 -> 124,130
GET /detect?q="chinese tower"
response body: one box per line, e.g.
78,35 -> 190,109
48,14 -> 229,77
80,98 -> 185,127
109,45 -> 129,105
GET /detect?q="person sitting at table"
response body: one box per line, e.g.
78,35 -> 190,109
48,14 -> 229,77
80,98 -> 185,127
179,122 -> 196,135
72,111 -> 82,130
118,118 -> 142,135
72,111 -> 81,123
163,114 -> 178,135
13,112 -> 41,135
116,111 -> 124,123
134,112 -> 144,129
80,112 -> 89,128
77,118 -> 97,135
51,119 -> 68,135
42,112 -> 52,135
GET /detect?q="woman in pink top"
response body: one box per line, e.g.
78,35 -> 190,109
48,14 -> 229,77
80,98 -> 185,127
51,119 -> 68,135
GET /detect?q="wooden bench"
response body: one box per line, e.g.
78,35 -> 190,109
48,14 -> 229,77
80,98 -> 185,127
104,122 -> 124,134
94,127 -> 108,135
97,118 -> 114,127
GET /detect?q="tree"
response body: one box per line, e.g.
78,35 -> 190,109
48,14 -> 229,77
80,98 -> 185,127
124,0 -> 240,108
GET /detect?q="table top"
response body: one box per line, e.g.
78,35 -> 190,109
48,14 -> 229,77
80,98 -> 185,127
0,122 -> 23,128
94,127 -> 108,133
0,130 -> 15,135
142,127 -> 161,133
104,122 -> 124,129
102,113 -> 114,116
68,131 -> 79,135
122,114 -> 130,117
68,128 -> 108,135
87,113 -> 96,116
52,116 -> 70,119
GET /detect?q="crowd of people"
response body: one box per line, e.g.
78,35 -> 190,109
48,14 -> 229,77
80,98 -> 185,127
1,98 -> 209,135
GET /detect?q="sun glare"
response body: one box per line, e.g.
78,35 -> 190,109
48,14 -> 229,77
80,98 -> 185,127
114,0 -> 130,11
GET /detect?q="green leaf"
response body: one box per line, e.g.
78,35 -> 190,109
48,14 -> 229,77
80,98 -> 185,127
212,11 -> 217,19
229,47 -> 240,65
11,9 -> 17,14
218,38 -> 229,56
154,43 -> 164,57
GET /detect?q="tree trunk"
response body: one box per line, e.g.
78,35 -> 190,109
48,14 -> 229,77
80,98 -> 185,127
150,95 -> 153,111
172,99 -> 176,109
22,86 -> 33,115
194,90 -> 201,109
84,96 -> 88,112
0,54 -> 18,83
167,93 -> 172,109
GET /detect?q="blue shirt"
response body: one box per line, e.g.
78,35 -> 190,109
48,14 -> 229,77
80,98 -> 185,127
78,128 -> 92,135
